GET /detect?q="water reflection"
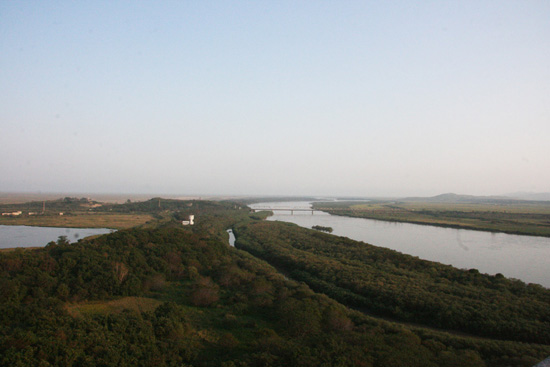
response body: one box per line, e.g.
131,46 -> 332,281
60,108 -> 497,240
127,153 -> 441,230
0,225 -> 113,249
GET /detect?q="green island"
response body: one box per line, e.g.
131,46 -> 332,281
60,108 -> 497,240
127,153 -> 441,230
312,225 -> 333,233
1,197 -> 549,366
313,194 -> 550,237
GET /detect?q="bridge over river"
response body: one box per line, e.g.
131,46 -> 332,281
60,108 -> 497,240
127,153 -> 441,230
251,207 -> 321,215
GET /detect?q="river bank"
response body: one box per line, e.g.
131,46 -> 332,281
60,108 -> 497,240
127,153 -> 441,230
312,200 -> 550,237
251,201 -> 550,288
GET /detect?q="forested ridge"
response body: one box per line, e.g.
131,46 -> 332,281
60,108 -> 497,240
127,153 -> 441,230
1,199 -> 549,366
234,220 -> 550,345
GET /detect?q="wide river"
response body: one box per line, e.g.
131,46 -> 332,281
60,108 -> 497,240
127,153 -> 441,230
0,225 -> 114,249
250,201 -> 550,288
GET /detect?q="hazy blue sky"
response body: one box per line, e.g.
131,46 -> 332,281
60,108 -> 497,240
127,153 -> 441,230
1,1 -> 549,197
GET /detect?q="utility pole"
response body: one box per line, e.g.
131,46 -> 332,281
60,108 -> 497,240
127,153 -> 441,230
42,201 -> 45,214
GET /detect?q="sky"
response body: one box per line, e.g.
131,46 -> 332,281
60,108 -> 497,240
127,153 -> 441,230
1,1 -> 549,198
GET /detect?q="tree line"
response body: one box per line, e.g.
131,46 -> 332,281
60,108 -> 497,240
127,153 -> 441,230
234,220 -> 550,345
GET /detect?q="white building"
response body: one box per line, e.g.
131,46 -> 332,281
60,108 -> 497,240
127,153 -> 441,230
2,211 -> 22,216
182,214 -> 195,226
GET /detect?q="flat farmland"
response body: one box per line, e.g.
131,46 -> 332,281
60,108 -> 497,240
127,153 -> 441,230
313,200 -> 550,237
0,213 -> 154,229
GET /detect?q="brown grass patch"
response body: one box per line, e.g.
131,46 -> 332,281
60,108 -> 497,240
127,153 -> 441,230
0,213 -> 154,229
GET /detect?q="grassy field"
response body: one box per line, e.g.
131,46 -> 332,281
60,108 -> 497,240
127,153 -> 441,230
313,200 -> 550,237
64,281 -> 274,350
0,213 -> 155,229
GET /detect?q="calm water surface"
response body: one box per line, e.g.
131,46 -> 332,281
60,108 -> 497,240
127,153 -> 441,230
0,225 -> 114,249
250,201 -> 550,288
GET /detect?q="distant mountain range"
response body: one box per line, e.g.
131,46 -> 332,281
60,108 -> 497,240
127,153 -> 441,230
502,192 -> 550,201
402,192 -> 550,203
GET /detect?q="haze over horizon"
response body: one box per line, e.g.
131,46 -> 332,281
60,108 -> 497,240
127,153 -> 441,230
1,2 -> 549,198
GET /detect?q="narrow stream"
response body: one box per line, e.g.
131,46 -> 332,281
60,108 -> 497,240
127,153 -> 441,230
227,229 -> 236,247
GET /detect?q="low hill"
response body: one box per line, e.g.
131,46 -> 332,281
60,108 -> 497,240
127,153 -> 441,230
504,192 -> 550,201
402,193 -> 522,204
